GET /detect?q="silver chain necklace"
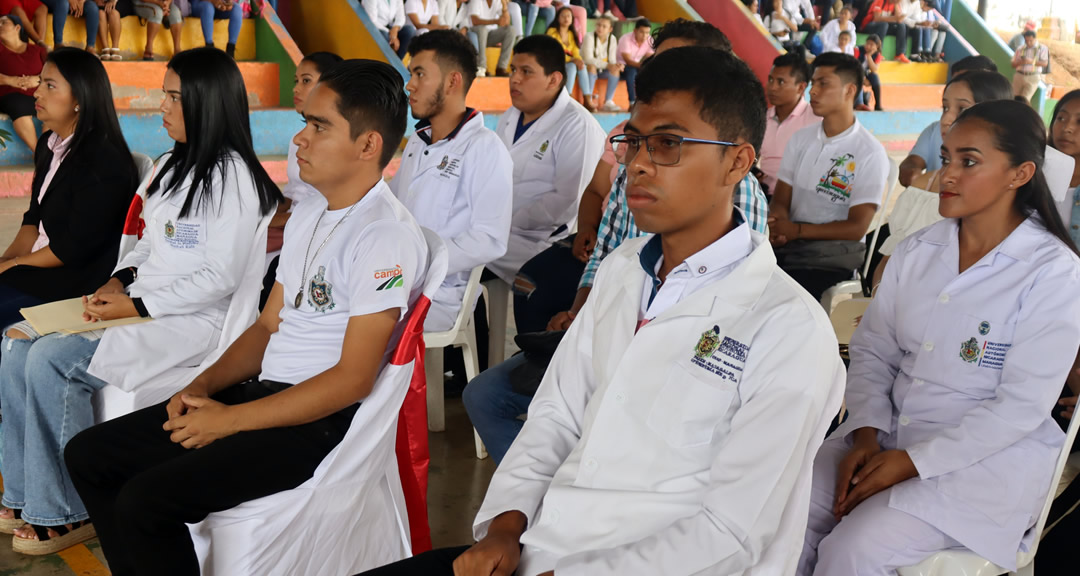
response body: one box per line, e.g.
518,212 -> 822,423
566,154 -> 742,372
295,202 -> 359,308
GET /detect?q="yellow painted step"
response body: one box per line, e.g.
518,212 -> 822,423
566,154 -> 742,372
877,61 -> 948,85
43,15 -> 256,60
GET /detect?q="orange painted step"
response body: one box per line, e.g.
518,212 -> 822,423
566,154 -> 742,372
105,61 -> 280,110
878,84 -> 944,111
465,77 -> 631,113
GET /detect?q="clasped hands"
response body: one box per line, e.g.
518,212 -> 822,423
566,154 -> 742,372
767,215 -> 799,247
81,277 -> 139,322
162,380 -> 238,449
833,428 -> 918,521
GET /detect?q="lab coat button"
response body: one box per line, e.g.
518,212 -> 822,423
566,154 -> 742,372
923,341 -> 934,352
899,416 -> 911,426
698,266 -> 707,274
614,392 -> 626,403
914,379 -> 924,386
585,458 -> 598,469
938,293 -> 949,303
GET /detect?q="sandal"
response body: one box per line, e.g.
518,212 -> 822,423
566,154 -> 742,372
0,508 -> 25,535
12,520 -> 96,555
142,51 -> 154,61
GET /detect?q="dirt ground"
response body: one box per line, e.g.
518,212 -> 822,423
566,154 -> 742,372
997,30 -> 1080,88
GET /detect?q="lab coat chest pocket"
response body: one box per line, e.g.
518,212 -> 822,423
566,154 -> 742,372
647,361 -> 737,449
427,153 -> 464,228
941,311 -> 1016,397
157,192 -> 208,265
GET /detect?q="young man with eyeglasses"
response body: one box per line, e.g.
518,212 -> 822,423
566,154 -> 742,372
358,45 -> 844,576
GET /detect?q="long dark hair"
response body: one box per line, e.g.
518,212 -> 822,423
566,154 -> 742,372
548,6 -> 579,48
944,70 -> 1012,107
148,47 -> 281,218
955,100 -> 1080,255
1049,89 -> 1080,150
34,48 -> 136,182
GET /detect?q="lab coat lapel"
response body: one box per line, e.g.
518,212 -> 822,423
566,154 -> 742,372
593,260 -> 644,387
508,91 -> 572,151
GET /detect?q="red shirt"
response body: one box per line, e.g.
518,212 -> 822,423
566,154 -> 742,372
0,42 -> 46,99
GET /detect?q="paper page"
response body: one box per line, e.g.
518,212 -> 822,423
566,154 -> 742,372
830,298 -> 871,346
20,298 -> 150,336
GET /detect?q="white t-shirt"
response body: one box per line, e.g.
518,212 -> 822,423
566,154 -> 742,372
468,0 -> 503,32
261,180 -> 429,385
405,0 -> 439,31
778,119 -> 890,224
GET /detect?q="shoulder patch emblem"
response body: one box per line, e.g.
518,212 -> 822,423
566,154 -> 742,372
375,265 -> 404,291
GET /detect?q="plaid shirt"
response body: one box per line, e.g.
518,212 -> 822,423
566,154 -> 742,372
1013,42 -> 1049,75
579,166 -> 769,290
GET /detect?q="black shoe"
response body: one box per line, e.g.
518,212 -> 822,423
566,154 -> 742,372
226,43 -> 236,59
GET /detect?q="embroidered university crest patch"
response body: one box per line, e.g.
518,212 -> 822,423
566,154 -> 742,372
308,266 -> 335,312
694,326 -> 721,359
959,337 -> 981,363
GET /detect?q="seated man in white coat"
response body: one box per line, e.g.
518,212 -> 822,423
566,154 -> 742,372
359,46 -> 846,576
486,34 -> 606,286
64,60 -> 431,576
392,30 -> 513,331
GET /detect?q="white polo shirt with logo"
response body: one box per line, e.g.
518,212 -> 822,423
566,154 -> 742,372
777,118 -> 890,225
261,180 -> 429,385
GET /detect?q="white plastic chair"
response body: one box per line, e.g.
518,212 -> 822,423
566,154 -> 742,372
187,230 -> 449,576
483,277 -> 511,369
115,153 -> 157,258
424,265 -> 489,459
897,402 -> 1080,576
820,158 -> 900,314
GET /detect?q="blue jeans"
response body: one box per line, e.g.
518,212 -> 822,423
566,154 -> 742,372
624,64 -> 639,103
586,68 -> 619,102
0,331 -> 105,526
41,0 -> 100,47
514,0 -> 554,36
563,61 -> 589,97
462,354 -> 533,464
379,25 -> 417,59
190,0 -> 243,45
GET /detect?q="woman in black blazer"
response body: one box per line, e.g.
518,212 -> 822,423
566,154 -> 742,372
0,48 -> 138,329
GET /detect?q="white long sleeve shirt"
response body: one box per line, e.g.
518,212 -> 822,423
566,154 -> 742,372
475,229 -> 846,576
489,89 -> 606,283
390,110 -> 513,331
835,216 -> 1080,569
362,0 -> 407,32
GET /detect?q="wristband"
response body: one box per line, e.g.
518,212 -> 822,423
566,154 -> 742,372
132,297 -> 151,319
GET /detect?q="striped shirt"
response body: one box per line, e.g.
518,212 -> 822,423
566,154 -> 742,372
579,166 -> 769,289
1013,42 -> 1049,75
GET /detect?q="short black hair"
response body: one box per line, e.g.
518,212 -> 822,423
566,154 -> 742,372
951,54 -> 998,76
1023,29 -> 1037,38
839,30 -> 852,38
635,18 -> 651,30
772,51 -> 811,84
512,35 -> 567,89
812,52 -> 864,99
408,29 -> 479,92
301,51 -> 344,75
652,18 -> 732,53
636,46 -> 767,156
318,59 -> 409,168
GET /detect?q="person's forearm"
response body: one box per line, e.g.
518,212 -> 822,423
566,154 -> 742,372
853,426 -> 880,447
390,25 -> 401,36
0,74 -> 15,88
488,510 -> 528,539
230,363 -> 374,431
13,246 -> 63,268
2,225 -> 40,259
899,156 -> 926,187
193,321 -> 273,396
569,286 -> 591,315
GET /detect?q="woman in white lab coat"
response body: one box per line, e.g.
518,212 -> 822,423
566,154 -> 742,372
799,99 -> 1080,575
0,47 -> 282,555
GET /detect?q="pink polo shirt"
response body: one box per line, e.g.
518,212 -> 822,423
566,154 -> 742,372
758,98 -> 819,194
616,32 -> 654,66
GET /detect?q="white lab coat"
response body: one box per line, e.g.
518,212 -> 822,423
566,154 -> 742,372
475,231 -> 846,576
835,216 -> 1080,569
362,0 -> 407,32
488,89 -> 606,283
89,153 -> 267,392
390,110 -> 513,331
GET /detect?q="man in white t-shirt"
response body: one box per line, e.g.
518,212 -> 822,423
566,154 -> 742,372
768,52 -> 889,300
392,30 -> 513,331
64,60 -> 431,574
466,0 -> 517,76
362,0 -> 418,58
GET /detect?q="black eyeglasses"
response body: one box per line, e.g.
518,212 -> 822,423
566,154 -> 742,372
609,133 -> 737,167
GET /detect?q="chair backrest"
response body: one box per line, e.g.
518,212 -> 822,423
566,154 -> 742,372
433,265 -> 484,339
117,153 -> 157,261
1019,401 -> 1080,565
861,157 -> 900,280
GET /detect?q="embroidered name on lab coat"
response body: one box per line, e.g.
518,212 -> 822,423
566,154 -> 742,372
164,221 -> 201,249
691,332 -> 748,384
533,140 -> 550,161
979,341 -> 1011,370
437,155 -> 462,179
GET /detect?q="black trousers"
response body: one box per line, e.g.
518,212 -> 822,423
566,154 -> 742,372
513,236 -> 585,334
356,545 -> 474,575
64,379 -> 357,576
